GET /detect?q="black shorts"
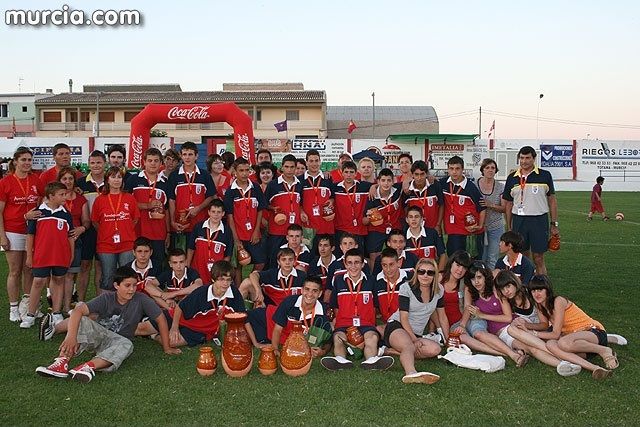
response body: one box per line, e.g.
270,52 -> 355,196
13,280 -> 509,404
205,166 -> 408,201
334,325 -> 379,338
383,320 -> 404,346
512,213 -> 549,254
32,266 -> 68,278
149,311 -> 206,347
365,232 -> 388,254
81,226 -> 98,261
590,327 -> 608,347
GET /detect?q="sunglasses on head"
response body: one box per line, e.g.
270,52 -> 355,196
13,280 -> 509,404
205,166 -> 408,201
416,268 -> 436,276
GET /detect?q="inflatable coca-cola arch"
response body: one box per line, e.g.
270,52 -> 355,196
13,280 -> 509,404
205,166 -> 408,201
127,103 -> 255,169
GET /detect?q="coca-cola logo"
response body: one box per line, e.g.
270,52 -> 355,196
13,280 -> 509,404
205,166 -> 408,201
168,106 -> 210,120
130,134 -> 144,169
237,133 -> 251,160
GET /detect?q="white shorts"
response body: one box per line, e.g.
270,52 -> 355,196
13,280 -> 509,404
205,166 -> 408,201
5,232 -> 26,251
498,327 -> 515,349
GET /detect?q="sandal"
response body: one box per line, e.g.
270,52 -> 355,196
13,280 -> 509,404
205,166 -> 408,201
603,351 -> 619,370
592,367 -> 612,380
516,351 -> 530,368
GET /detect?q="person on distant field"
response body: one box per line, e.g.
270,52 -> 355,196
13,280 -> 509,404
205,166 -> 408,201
587,176 -> 609,221
36,266 -> 180,383
0,147 -> 44,323
502,146 -> 559,275
493,230 -> 535,286
384,258 -> 443,384
21,182 -> 74,329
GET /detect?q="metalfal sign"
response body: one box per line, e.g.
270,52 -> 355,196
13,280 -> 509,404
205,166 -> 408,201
127,103 -> 254,169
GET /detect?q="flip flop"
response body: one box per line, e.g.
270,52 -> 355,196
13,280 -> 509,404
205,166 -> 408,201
516,351 -> 530,368
603,352 -> 619,370
592,367 -> 612,380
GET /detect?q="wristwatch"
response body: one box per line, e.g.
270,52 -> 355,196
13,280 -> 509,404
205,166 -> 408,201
551,221 -> 559,227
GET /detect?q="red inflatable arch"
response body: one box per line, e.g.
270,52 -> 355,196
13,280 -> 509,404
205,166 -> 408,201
127,102 -> 255,169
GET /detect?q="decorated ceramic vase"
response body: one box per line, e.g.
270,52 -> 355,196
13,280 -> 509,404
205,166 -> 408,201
237,248 -> 252,266
464,212 -> 478,227
221,312 -> 253,377
367,208 -> 384,227
177,209 -> 191,225
548,235 -> 561,252
258,347 -> 278,376
322,201 -> 335,221
447,331 -> 462,348
196,346 -> 217,376
346,326 -> 365,347
280,321 -> 312,377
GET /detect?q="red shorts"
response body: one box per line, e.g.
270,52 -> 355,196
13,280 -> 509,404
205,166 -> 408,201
590,200 -> 604,213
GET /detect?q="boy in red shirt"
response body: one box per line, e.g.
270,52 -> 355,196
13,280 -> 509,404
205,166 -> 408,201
271,224 -> 312,271
588,176 -> 609,221
333,161 -> 372,252
21,182 -> 74,329
402,160 -> 443,231
300,149 -> 334,253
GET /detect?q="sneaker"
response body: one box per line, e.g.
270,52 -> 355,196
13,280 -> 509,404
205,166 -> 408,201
377,345 -> 387,357
320,356 -> 354,371
39,313 -> 55,341
607,334 -> 628,346
19,314 -> 36,329
361,355 -> 395,371
402,371 -> 441,384
9,307 -> 21,322
423,332 -> 444,346
556,360 -> 581,377
18,295 -> 29,320
36,357 -> 69,378
70,362 -> 95,383
52,313 -> 64,325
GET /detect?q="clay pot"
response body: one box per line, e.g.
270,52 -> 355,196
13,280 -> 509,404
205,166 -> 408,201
221,312 -> 253,377
322,202 -> 335,222
367,209 -> 384,227
149,209 -> 165,220
464,212 -> 478,227
274,213 -> 287,225
346,326 -> 364,347
258,347 -> 278,375
280,321 -> 312,377
196,346 -> 217,376
237,248 -> 252,266
447,331 -> 462,348
548,235 -> 561,252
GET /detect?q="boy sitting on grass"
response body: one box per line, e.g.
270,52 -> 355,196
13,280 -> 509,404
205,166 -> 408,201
36,266 -> 180,383
144,248 -> 203,307
493,231 -> 535,286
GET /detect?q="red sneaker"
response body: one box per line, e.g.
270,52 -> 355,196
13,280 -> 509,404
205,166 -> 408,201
69,362 -> 96,383
36,357 -> 69,378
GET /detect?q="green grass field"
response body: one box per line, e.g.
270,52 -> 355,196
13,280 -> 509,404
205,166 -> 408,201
0,191 -> 638,426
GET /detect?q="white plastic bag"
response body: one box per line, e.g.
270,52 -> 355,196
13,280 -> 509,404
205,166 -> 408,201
438,346 -> 506,373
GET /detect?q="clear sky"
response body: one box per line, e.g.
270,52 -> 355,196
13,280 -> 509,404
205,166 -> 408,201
2,0 -> 639,140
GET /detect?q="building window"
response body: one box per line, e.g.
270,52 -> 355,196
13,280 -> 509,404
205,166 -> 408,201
0,104 -> 7,118
247,109 -> 262,121
286,110 -> 300,121
68,111 -> 90,122
22,106 -> 28,113
124,111 -> 140,122
43,111 -> 62,122
98,111 -> 115,122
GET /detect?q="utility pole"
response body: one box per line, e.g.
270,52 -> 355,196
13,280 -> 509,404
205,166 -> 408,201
372,92 -> 376,139
479,106 -> 482,136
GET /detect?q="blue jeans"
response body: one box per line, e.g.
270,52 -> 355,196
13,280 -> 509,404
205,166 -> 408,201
481,226 -> 504,269
98,251 -> 135,291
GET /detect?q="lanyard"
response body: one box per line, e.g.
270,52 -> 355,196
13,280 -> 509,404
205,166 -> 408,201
448,181 -> 464,211
345,183 -> 358,220
184,169 -> 196,205
107,193 -> 123,230
283,180 -> 297,213
385,277 -> 399,314
171,275 -> 185,290
206,225 -> 220,260
301,305 -> 316,335
279,274 -> 294,292
13,175 -> 30,198
411,235 -> 421,249
239,185 -> 253,222
136,268 -> 149,282
519,174 -> 527,206
145,172 -> 159,201
307,175 -> 322,206
212,297 -> 227,316
345,276 -> 361,317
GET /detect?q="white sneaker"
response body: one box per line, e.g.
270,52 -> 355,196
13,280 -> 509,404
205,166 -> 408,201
18,295 -> 29,319
556,360 -> 582,377
607,334 -> 628,346
320,356 -> 353,371
19,314 -> 36,329
423,332 -> 444,346
52,313 -> 64,325
377,345 -> 387,357
39,313 -> 55,341
9,307 -> 21,322
361,355 -> 395,371
402,371 -> 441,384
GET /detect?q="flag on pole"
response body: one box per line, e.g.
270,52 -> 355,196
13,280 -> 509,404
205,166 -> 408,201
347,120 -> 357,134
487,120 -> 495,139
274,120 -> 287,132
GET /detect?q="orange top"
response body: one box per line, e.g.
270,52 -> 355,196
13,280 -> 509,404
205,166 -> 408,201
561,302 -> 604,334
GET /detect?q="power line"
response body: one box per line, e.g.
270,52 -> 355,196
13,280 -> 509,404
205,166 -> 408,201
326,109 -> 478,132
483,109 -> 640,130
